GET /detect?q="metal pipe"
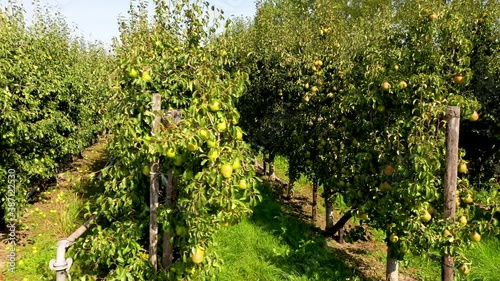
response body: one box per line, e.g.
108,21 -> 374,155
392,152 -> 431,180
49,239 -> 72,281
49,215 -> 95,281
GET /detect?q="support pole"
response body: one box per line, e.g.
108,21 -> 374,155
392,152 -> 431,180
161,109 -> 181,270
149,93 -> 162,271
442,106 -> 460,281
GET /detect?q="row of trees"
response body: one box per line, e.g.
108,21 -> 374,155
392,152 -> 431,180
3,0 -> 499,280
0,2 -> 111,228
73,1 -> 261,280
230,0 -> 500,279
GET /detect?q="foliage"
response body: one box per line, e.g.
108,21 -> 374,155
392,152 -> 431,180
231,0 -> 500,276
0,2 -> 111,227
73,1 -> 260,280
214,183 -> 364,281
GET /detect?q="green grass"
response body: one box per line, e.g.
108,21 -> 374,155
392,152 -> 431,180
9,235 -> 58,281
407,238 -> 500,281
273,155 -> 289,180
468,238 -> 500,280
2,141 -> 106,281
212,183 -> 368,281
4,189 -> 85,281
265,155 -> 500,281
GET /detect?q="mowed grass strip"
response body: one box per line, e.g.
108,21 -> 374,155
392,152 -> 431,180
213,184 -> 367,281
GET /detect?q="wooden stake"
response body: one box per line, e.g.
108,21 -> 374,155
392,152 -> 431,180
442,106 -> 460,281
161,109 -> 181,270
149,93 -> 161,271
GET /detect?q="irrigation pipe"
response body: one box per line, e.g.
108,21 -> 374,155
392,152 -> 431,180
49,214 -> 96,281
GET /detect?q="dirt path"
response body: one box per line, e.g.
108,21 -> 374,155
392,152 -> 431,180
0,136 -> 108,280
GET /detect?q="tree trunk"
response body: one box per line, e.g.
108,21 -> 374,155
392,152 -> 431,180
337,228 -> 345,244
325,193 -> 334,232
263,160 -> 267,176
386,250 -> 399,281
269,162 -> 275,180
442,106 -> 460,281
160,109 -> 181,270
330,207 -> 356,235
287,178 -> 295,200
149,164 -> 160,271
312,179 -> 318,223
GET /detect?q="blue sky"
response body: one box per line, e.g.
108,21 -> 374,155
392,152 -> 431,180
1,0 -> 255,45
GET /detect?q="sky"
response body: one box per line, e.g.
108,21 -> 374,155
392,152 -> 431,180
0,0 -> 256,45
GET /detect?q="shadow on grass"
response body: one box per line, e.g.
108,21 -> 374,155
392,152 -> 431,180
248,182 -> 377,281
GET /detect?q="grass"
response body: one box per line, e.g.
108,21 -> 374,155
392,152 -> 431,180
5,144 -> 499,281
467,238 -> 500,280
256,155 -> 500,281
1,139 -> 107,281
213,183 -> 368,281
273,155 -> 289,181
407,238 -> 500,281
4,189 -> 85,281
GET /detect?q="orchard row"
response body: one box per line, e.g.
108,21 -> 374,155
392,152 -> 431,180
231,0 -> 500,279
1,0 -> 499,280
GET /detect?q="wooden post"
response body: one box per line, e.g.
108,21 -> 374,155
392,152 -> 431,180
312,178 -> 318,223
161,171 -> 176,269
442,106 -> 460,281
149,93 -> 162,271
161,110 -> 181,270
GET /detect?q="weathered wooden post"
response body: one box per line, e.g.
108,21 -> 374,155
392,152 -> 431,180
442,106 -> 460,281
161,109 -> 181,270
149,93 -> 162,271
